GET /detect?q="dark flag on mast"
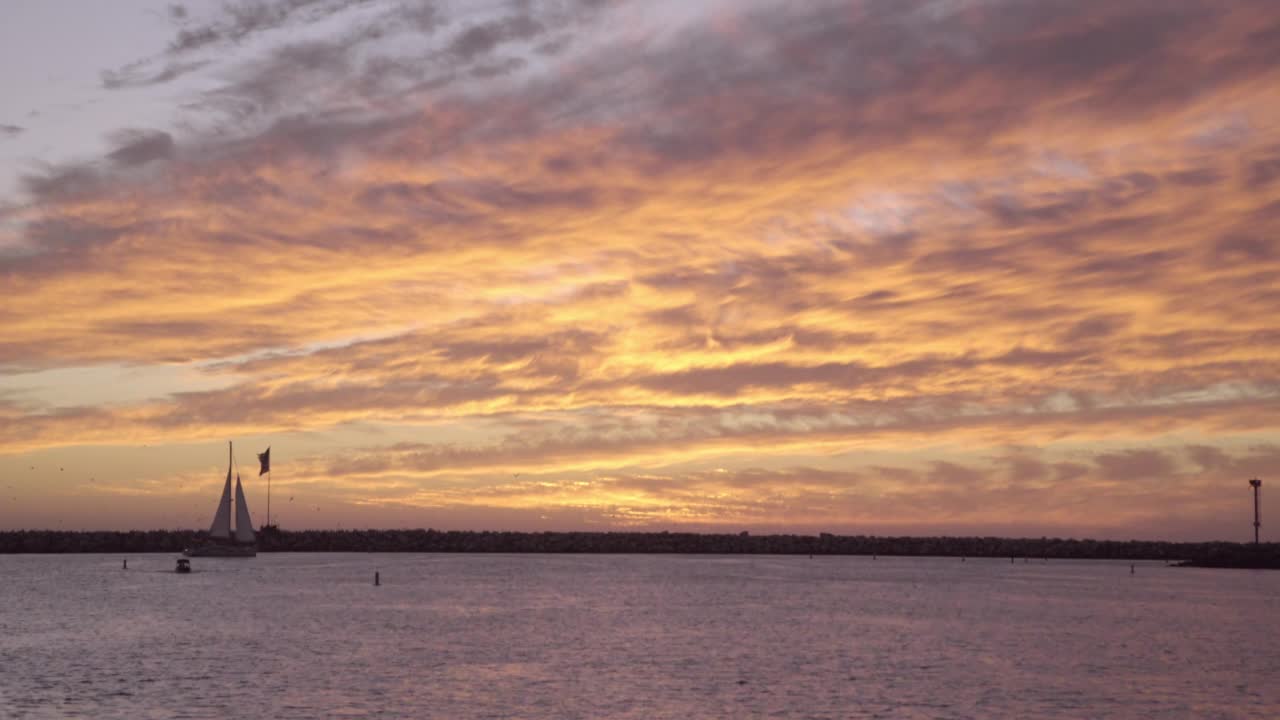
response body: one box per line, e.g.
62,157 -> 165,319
258,447 -> 270,475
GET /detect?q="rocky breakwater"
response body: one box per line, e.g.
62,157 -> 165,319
3,528 -> 1271,563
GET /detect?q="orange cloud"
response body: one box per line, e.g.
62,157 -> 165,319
2,0 -> 1279,538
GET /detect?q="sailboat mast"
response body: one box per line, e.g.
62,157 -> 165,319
229,441 -> 234,524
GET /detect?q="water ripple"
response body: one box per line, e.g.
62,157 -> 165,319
0,554 -> 1277,719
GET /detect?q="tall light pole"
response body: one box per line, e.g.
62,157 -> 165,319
1249,478 -> 1262,545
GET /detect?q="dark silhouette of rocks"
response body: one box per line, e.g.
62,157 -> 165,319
0,528 -> 1275,566
1174,543 -> 1280,569
0,529 -> 199,553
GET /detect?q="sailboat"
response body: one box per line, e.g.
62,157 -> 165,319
184,442 -> 257,557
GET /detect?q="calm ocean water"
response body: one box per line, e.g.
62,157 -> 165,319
1,553 -> 1277,719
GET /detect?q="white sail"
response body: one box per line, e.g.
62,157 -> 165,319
208,464 -> 233,539
234,474 -> 255,543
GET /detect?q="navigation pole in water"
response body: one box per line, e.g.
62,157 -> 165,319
1249,478 -> 1262,544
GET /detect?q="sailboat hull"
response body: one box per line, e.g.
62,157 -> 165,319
183,543 -> 257,558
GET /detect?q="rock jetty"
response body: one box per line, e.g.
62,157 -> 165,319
0,528 -> 1275,566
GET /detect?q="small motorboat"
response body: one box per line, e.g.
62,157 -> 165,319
175,558 -> 192,574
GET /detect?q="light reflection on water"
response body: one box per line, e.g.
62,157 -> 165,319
1,553 -> 1277,719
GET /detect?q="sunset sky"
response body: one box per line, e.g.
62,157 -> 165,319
1,0 -> 1278,539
